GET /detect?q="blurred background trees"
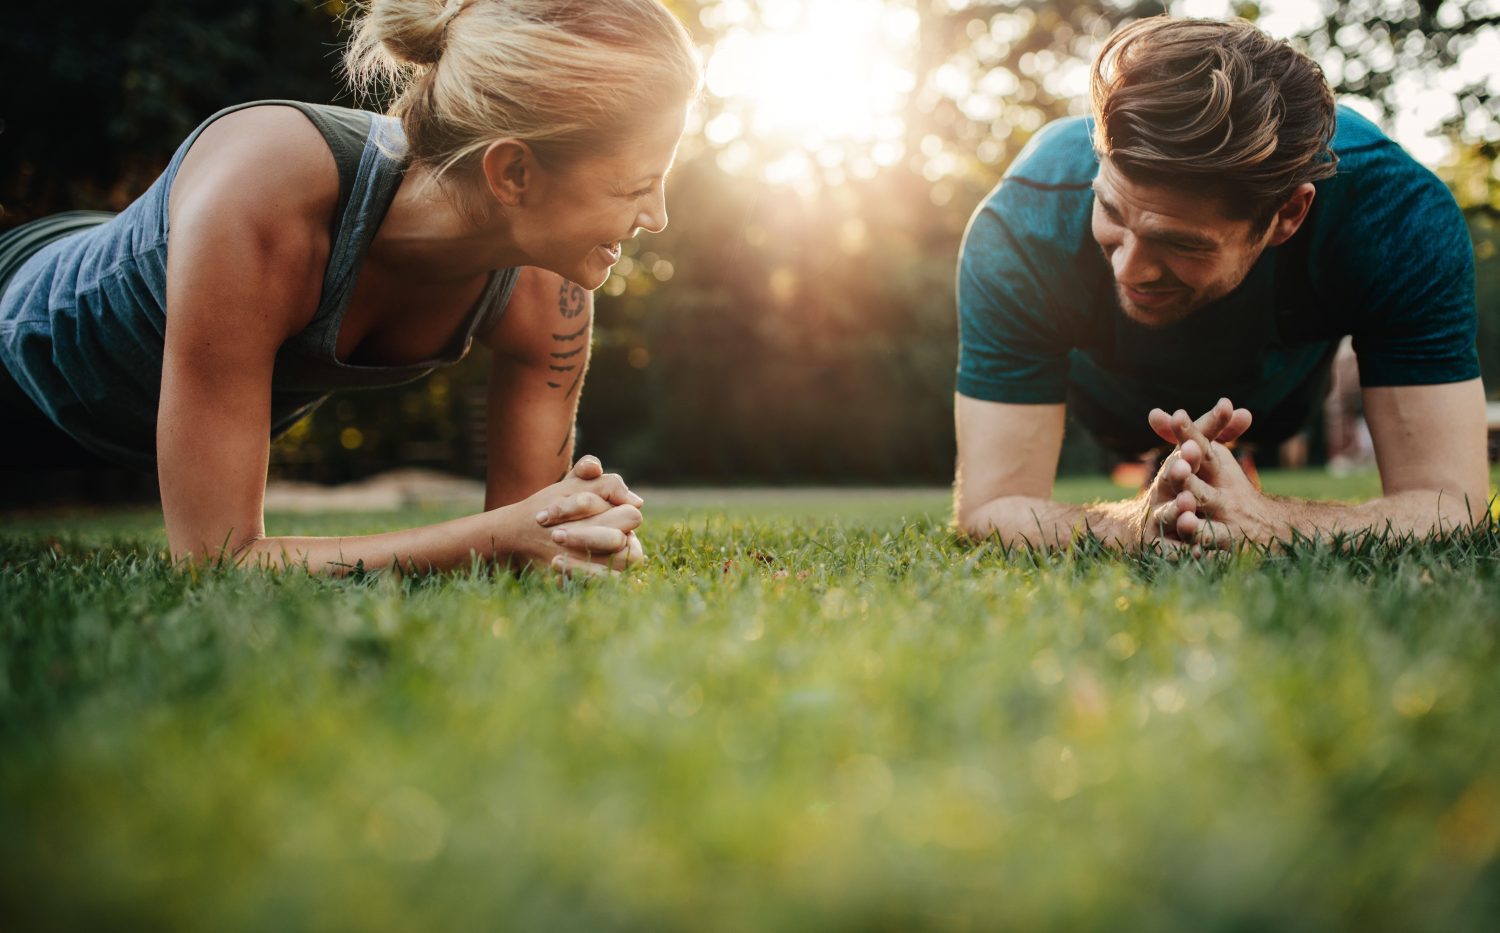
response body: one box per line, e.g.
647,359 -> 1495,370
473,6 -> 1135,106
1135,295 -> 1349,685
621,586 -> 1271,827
2,0 -> 1495,484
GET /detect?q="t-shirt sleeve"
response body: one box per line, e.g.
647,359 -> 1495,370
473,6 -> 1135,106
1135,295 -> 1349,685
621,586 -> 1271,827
1332,148 -> 1480,387
956,184 -> 1074,404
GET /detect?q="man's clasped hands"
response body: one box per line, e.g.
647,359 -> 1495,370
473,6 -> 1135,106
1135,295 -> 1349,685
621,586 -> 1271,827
1138,397 -> 1291,551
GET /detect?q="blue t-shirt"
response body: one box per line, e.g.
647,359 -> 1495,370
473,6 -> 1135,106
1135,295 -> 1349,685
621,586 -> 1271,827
956,107 -> 1479,424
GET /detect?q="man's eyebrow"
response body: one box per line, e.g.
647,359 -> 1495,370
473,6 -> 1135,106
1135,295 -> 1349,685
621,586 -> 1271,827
1150,230 -> 1218,250
1091,182 -> 1218,250
1090,181 -> 1117,214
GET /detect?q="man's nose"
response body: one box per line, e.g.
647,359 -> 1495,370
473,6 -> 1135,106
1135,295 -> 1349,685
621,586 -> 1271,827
1112,235 -> 1160,286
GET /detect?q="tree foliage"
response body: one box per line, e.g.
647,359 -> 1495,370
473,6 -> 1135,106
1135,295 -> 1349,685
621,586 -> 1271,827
1,0 -> 1494,483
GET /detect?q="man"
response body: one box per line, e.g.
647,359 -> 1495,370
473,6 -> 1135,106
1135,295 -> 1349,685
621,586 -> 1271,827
954,16 -> 1488,549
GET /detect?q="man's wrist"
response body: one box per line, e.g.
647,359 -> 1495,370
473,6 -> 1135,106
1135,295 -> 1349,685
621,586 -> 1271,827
1081,498 -> 1146,549
1257,494 -> 1297,543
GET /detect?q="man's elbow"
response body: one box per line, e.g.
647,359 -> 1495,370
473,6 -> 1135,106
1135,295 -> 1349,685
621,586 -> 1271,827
1390,482 -> 1493,532
1439,483 -> 1493,528
953,495 -> 1000,542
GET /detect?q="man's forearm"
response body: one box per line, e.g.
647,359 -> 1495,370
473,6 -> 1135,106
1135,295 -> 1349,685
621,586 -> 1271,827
958,495 -> 1145,549
1251,488 -> 1489,543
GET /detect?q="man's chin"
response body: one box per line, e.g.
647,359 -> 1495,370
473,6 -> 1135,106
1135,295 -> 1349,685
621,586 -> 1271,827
1116,288 -> 1197,328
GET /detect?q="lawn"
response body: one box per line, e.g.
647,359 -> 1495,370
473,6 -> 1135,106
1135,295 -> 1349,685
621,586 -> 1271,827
2,469 -> 1498,931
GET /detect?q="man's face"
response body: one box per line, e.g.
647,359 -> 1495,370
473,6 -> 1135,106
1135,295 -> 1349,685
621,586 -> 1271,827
1090,158 -> 1273,328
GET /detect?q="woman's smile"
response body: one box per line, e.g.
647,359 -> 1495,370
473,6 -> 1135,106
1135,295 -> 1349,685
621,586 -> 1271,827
596,241 -> 623,265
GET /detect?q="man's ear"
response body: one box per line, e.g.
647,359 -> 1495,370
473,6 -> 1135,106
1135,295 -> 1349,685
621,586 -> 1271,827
481,140 -> 537,207
1266,183 -> 1316,247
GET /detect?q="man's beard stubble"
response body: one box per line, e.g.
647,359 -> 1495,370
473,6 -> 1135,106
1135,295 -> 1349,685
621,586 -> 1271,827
1111,247 -> 1264,330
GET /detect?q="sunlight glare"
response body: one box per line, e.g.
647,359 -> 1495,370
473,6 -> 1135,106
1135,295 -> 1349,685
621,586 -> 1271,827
703,0 -> 920,185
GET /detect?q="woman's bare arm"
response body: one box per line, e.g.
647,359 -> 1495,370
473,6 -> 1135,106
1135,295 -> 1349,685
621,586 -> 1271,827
158,106 -> 638,574
479,267 -> 595,510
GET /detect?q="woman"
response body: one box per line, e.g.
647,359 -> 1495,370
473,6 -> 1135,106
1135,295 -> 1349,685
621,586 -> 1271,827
0,0 -> 701,576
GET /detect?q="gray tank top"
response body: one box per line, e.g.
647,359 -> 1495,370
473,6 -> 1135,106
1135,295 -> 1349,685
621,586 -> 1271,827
0,100 -> 519,469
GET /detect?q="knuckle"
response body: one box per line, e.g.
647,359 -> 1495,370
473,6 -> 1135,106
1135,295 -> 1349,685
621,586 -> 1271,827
616,504 -> 643,527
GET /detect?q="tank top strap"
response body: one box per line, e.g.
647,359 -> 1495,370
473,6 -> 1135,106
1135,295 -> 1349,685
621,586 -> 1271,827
272,102 -> 373,234
164,100 -> 370,227
294,112 -> 408,354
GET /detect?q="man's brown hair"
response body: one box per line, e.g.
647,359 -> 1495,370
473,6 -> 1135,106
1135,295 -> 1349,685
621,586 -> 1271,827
1090,17 -> 1338,227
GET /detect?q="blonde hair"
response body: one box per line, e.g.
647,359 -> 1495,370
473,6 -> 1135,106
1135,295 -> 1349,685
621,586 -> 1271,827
346,0 -> 701,178
1090,17 -> 1337,226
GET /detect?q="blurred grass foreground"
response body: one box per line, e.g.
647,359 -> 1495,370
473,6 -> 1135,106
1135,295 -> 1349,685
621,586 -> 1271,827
3,475 -> 1500,931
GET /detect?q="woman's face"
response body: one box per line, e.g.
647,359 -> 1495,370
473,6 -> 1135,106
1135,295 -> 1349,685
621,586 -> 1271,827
517,108 -> 687,290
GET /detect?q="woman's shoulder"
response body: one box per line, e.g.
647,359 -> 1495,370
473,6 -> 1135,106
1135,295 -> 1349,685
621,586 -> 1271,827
165,105 -> 344,343
170,104 -> 342,236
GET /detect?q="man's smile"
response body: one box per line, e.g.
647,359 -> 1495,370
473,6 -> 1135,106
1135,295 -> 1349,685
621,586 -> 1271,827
1120,283 -> 1184,308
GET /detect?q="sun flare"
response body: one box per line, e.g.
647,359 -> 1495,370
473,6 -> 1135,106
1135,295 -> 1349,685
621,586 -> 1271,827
701,0 -> 920,186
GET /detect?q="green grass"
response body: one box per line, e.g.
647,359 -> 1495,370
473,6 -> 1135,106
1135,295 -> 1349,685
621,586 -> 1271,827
3,470 -> 1499,931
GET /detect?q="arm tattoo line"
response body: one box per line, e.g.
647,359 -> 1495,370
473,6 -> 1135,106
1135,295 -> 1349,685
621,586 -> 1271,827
558,283 -> 588,320
549,284 -> 589,394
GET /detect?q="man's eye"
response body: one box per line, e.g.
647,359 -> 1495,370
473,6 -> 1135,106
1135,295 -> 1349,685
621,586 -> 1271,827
631,186 -> 656,198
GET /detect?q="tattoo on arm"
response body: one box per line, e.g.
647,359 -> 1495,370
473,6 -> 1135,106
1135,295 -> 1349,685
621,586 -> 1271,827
551,282 -> 589,453
558,283 -> 588,319
547,283 -> 591,394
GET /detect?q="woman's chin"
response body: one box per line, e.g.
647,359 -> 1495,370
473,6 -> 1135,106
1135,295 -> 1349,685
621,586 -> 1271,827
537,260 -> 606,292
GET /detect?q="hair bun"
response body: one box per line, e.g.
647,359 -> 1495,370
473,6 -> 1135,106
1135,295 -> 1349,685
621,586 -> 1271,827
346,0 -> 702,186
368,0 -> 457,68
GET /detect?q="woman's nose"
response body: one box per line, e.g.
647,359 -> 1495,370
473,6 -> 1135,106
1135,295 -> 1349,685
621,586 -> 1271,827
637,191 -> 669,235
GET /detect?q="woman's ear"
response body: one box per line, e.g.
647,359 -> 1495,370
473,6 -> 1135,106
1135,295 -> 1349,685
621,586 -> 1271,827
481,140 -> 536,207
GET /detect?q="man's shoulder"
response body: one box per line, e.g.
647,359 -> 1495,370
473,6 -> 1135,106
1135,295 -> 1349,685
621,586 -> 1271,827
1293,104 -> 1476,385
1309,103 -> 1464,243
968,116 -> 1097,242
960,116 -> 1103,331
1323,103 -> 1447,194
965,116 -> 1098,261
1003,116 -> 1100,190
1329,103 -> 1398,158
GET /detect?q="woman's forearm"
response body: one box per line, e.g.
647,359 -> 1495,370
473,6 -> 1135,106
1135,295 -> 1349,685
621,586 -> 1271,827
234,507 -> 526,575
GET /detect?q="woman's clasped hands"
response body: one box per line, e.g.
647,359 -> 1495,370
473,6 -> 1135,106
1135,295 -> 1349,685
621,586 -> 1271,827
510,455 -> 646,579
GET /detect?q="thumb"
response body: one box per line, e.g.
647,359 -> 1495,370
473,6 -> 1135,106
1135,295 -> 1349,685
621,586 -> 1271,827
571,455 -> 603,480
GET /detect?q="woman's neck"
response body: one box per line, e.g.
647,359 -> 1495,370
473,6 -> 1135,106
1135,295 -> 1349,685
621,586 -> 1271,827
369,165 -> 525,282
